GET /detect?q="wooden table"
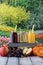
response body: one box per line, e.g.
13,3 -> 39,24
0,56 -> 43,65
5,43 -> 43,65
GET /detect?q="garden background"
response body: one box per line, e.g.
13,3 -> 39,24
0,0 -> 43,43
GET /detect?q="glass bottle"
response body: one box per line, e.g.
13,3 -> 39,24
21,31 -> 27,42
12,31 -> 18,43
28,25 -> 35,43
9,31 -> 18,43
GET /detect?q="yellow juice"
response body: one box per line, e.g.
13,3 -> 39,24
21,32 -> 26,42
28,30 -> 35,43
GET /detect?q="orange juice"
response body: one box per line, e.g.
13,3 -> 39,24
28,31 -> 35,43
28,25 -> 35,43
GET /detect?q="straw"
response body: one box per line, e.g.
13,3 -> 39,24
15,25 -> 17,32
32,25 -> 34,32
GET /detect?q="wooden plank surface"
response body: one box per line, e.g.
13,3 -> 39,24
41,58 -> 43,60
7,57 -> 18,65
30,56 -> 43,65
19,57 -> 32,65
30,56 -> 43,62
0,56 -> 43,65
0,57 -> 7,65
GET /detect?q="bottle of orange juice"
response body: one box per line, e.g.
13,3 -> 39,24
28,25 -> 35,43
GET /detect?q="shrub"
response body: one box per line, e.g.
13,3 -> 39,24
0,25 -> 15,32
0,3 -> 30,27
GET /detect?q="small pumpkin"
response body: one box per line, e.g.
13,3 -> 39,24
33,45 -> 43,57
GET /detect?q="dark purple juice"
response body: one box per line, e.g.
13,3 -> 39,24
12,32 -> 18,43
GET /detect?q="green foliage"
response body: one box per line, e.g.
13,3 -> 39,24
27,4 -> 43,30
7,0 -> 43,11
0,0 -> 43,30
7,0 -> 43,30
36,39 -> 43,43
0,3 -> 30,27
16,0 -> 43,30
0,30 -> 10,37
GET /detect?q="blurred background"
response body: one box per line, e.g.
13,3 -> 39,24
0,0 -> 43,38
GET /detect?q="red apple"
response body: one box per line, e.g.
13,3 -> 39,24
0,46 -> 8,56
3,43 -> 9,54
